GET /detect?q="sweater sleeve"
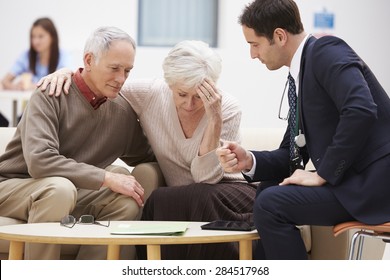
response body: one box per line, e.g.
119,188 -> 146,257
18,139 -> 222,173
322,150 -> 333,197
10,51 -> 29,77
190,92 -> 243,183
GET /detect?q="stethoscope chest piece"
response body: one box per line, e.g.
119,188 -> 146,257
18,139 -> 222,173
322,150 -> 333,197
295,133 -> 306,147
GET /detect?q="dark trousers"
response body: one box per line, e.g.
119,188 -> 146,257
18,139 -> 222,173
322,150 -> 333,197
0,113 -> 9,127
253,182 -> 354,259
137,182 -> 256,260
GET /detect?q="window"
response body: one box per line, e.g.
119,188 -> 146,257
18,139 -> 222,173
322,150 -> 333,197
138,0 -> 218,47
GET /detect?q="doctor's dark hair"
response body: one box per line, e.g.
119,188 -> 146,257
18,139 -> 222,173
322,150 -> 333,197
239,0 -> 304,42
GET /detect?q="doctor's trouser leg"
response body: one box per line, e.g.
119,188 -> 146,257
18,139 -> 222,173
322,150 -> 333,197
253,184 -> 354,260
0,177 -> 78,259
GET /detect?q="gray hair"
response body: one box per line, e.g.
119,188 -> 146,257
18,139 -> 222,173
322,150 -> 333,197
162,40 -> 222,88
84,26 -> 136,63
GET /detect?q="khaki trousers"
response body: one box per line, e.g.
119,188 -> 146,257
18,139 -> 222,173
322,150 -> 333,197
0,165 -> 140,259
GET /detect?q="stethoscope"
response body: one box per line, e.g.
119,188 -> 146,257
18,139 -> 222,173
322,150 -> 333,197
278,78 -> 306,148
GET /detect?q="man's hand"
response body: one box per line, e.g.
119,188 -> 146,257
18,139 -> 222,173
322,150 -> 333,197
279,169 -> 327,187
216,141 -> 253,173
36,68 -> 74,96
103,171 -> 145,207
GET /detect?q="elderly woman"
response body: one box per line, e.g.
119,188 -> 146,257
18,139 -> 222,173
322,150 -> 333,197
38,40 -> 256,260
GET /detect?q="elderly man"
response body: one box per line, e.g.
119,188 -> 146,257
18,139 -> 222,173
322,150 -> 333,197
0,26 -> 154,259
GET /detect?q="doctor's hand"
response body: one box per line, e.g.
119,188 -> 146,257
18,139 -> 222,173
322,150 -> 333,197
37,68 -> 74,97
279,169 -> 326,187
216,141 -> 253,173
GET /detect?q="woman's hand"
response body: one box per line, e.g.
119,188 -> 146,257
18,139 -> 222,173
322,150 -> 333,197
2,73 -> 25,90
37,68 -> 74,96
197,79 -> 222,124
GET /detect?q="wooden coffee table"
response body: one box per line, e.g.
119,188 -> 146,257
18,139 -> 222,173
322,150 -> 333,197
0,221 -> 259,260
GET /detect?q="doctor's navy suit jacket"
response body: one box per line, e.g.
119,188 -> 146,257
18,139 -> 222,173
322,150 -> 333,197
250,35 -> 390,224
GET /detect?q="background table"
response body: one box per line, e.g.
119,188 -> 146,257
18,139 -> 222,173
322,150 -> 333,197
0,221 -> 259,260
0,90 -> 32,126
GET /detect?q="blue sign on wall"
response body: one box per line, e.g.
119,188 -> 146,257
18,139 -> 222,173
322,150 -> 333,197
314,9 -> 334,29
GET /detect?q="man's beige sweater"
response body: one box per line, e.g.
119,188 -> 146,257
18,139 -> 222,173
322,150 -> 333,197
0,82 -> 154,190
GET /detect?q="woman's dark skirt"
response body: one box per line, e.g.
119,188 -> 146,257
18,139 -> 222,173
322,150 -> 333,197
138,182 -> 257,260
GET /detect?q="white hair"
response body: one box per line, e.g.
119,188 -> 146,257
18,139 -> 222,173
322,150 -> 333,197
83,26 -> 136,64
162,40 -> 222,88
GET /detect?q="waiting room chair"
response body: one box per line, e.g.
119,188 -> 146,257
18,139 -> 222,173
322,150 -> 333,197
333,221 -> 390,259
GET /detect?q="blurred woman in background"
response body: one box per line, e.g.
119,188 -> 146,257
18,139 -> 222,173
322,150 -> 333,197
0,17 -> 72,126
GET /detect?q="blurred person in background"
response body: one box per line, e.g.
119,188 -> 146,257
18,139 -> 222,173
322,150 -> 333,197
0,17 -> 72,126
0,26 -> 154,259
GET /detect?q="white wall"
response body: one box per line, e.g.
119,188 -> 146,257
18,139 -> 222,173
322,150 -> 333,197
0,0 -> 389,129
0,0 -> 389,260
383,244 -> 390,260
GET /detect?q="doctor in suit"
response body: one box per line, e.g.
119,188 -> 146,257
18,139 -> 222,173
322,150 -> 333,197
216,0 -> 390,259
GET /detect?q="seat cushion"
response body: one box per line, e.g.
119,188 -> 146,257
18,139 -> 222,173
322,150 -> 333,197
0,216 -> 25,226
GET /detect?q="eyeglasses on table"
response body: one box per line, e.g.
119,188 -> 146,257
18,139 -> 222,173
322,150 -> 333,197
60,215 -> 110,228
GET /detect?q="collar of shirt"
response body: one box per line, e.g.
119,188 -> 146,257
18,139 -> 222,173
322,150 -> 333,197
73,68 -> 107,110
289,34 -> 311,92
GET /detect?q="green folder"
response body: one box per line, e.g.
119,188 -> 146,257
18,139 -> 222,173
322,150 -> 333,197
110,222 -> 189,236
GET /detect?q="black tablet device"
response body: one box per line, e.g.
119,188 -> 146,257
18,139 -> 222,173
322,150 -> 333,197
201,220 -> 256,231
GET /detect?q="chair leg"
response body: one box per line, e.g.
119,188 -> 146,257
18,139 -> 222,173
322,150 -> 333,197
338,223 -> 390,260
349,231 -> 363,260
356,234 -> 365,260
